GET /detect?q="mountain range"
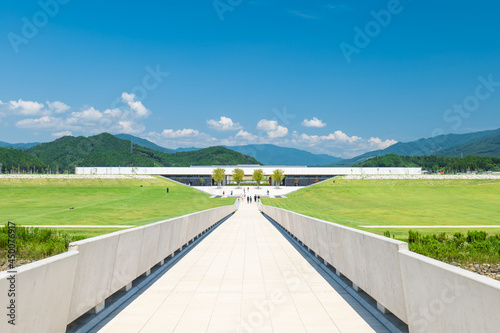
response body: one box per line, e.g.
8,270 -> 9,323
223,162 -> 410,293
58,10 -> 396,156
115,135 -> 341,165
1,128 -> 499,171
23,133 -> 260,171
334,128 -> 500,166
223,144 -> 342,166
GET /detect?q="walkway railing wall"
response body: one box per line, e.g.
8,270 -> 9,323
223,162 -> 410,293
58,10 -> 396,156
261,205 -> 500,333
0,204 -> 235,333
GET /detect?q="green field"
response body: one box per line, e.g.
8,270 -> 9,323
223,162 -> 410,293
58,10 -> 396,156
0,176 -> 234,238
262,178 -> 500,238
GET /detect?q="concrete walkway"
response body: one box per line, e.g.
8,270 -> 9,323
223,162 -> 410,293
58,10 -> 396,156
192,185 -> 305,198
94,203 -> 389,333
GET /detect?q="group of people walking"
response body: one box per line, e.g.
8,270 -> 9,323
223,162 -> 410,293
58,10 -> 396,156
244,194 -> 260,203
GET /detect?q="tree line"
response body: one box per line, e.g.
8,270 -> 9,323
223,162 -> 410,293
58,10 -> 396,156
355,154 -> 500,173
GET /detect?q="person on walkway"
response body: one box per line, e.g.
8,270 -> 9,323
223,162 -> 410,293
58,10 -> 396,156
254,194 -> 257,202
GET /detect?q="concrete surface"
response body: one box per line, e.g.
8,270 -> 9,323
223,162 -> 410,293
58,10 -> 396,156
399,250 -> 500,333
262,205 -> 409,323
67,205 -> 235,324
94,203 -> 389,333
262,205 -> 500,333
0,251 -> 79,333
193,185 -> 305,198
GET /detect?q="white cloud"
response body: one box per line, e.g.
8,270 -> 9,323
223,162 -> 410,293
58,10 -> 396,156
207,116 -> 242,131
118,120 -> 145,134
256,119 -> 278,131
256,119 -> 289,138
322,130 -> 361,143
368,137 -> 398,149
47,101 -> 70,114
147,130 -> 217,150
267,126 -> 288,138
160,128 -> 200,138
291,130 -> 397,158
121,92 -> 150,118
9,99 -> 45,116
69,107 -> 103,122
235,130 -> 258,141
302,117 -> 326,128
16,116 -> 63,129
51,131 -> 72,138
9,92 -> 153,136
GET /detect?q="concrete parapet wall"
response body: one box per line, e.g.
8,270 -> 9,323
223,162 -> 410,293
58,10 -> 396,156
0,204 -> 235,332
399,251 -> 500,333
261,205 -> 500,332
262,205 -> 409,322
67,204 -> 234,322
0,252 -> 79,333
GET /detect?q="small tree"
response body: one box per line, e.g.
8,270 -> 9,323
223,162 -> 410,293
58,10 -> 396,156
271,169 -> 285,188
252,169 -> 264,189
212,168 -> 225,188
232,168 -> 244,188
199,177 -> 205,186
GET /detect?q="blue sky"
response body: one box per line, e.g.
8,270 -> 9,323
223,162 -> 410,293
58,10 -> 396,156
1,0 -> 499,158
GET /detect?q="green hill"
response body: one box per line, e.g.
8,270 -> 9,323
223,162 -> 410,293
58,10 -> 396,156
438,131 -> 500,158
0,147 -> 47,173
355,154 -> 500,172
25,133 -> 261,171
114,133 -> 175,153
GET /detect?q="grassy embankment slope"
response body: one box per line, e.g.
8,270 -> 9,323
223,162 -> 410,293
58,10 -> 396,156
262,178 -> 500,237
0,176 -> 233,236
263,178 -> 500,266
0,176 -> 233,269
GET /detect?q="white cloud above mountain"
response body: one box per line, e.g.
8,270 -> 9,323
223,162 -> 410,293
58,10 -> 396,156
207,116 -> 242,131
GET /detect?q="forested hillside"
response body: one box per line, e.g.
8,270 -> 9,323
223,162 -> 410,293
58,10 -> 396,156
0,147 -> 47,173
355,154 -> 500,173
25,133 -> 260,172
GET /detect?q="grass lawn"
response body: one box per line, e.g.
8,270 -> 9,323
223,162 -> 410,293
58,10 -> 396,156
0,176 -> 234,237
1,176 -> 234,269
262,178 -> 500,238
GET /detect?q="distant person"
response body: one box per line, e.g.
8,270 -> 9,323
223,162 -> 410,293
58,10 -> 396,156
254,195 -> 256,202
267,190 -> 269,195
231,191 -> 233,195
258,195 -> 260,201
167,188 -> 169,193
247,196 -> 249,203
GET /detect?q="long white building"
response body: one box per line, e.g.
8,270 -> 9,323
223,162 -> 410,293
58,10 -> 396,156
75,165 -> 422,186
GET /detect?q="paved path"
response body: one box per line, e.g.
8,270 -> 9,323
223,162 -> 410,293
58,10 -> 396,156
95,203 -> 389,333
192,185 -> 305,198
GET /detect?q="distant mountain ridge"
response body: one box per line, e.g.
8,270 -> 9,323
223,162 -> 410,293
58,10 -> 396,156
223,144 -> 342,166
335,128 -> 500,166
0,141 -> 41,150
114,134 -> 175,153
25,133 -> 261,171
1,128 -> 498,169
114,134 -> 343,165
